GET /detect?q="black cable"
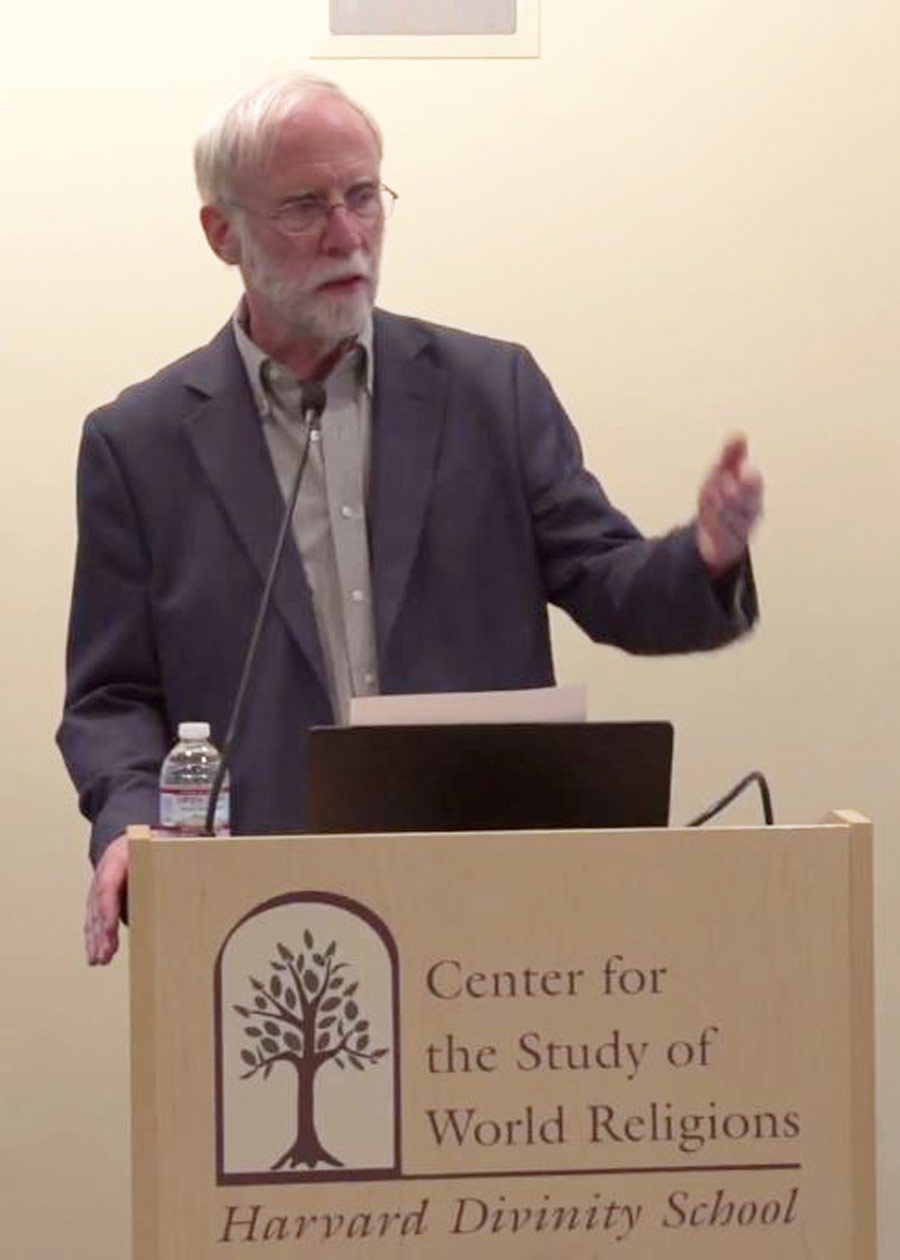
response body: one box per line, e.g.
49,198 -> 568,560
686,770 -> 773,827
204,384 -> 326,835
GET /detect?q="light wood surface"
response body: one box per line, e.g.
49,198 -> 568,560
130,819 -> 875,1258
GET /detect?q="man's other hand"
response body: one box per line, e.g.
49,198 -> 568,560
84,834 -> 129,965
696,435 -> 764,576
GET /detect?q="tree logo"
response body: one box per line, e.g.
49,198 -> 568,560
215,894 -> 400,1183
234,928 -> 389,1170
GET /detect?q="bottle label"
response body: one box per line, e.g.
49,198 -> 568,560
159,786 -> 230,836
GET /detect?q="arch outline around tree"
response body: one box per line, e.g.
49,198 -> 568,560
214,890 -> 402,1184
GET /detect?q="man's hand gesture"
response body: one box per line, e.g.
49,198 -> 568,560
696,435 -> 764,576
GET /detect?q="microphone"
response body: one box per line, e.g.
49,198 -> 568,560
299,379 -> 327,420
204,382 -> 327,834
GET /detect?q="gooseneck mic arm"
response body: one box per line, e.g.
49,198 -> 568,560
204,381 -> 327,835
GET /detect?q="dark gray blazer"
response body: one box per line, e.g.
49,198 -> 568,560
58,310 -> 756,861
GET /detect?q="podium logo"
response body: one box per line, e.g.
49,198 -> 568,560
234,929 -> 389,1170
215,893 -> 400,1184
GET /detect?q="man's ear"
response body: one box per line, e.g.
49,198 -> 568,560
200,204 -> 242,265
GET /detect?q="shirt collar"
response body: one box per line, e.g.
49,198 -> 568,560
231,299 -> 374,420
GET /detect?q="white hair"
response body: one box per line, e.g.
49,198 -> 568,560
193,73 -> 383,205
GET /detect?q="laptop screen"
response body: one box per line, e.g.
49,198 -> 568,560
306,722 -> 673,834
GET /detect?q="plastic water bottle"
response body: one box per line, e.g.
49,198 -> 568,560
159,721 -> 230,835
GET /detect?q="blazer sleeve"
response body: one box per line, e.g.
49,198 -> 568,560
512,347 -> 758,653
57,416 -> 170,864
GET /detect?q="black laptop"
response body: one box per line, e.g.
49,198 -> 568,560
306,721 -> 673,834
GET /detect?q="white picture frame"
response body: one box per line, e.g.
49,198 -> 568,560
313,0 -> 540,59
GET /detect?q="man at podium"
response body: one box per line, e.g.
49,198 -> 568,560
58,73 -> 763,965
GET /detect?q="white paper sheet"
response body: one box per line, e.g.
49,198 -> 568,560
348,685 -> 586,726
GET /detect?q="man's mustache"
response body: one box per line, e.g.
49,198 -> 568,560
310,255 -> 373,289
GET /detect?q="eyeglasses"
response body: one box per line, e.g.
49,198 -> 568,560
225,182 -> 398,237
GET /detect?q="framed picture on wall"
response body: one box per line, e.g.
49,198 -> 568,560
313,0 -> 540,58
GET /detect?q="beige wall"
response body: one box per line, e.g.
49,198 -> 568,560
1,2 -> 897,1255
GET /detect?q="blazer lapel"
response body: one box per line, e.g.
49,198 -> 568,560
369,313 -> 447,655
180,328 -> 330,696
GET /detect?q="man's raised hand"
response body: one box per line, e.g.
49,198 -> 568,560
696,435 -> 764,576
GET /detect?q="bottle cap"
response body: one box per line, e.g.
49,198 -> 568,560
178,721 -> 210,741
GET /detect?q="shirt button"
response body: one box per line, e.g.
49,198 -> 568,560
364,671 -> 376,687
350,589 -> 365,603
310,429 -> 321,443
341,505 -> 354,519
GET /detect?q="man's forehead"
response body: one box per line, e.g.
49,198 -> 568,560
262,96 -> 379,173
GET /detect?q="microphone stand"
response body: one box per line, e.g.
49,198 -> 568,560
204,382 -> 327,835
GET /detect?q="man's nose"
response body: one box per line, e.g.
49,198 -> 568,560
320,203 -> 365,253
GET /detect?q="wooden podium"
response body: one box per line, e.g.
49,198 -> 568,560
129,813 -> 874,1258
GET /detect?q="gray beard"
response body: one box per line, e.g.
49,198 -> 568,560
239,239 -> 376,341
